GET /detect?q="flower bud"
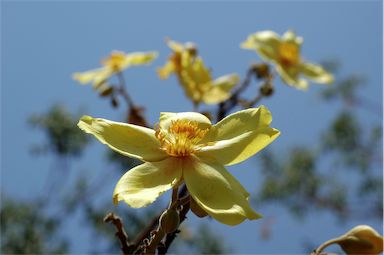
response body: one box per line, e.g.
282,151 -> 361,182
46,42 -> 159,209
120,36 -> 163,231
337,225 -> 383,255
259,82 -> 274,97
159,209 -> 180,234
185,42 -> 198,57
251,63 -> 270,79
99,86 -> 114,97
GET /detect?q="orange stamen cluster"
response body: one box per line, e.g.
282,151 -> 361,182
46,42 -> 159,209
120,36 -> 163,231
156,119 -> 208,157
278,42 -> 300,67
102,52 -> 126,71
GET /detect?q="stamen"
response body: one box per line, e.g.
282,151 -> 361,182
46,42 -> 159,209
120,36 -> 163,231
278,42 -> 300,67
102,52 -> 126,71
155,119 -> 208,157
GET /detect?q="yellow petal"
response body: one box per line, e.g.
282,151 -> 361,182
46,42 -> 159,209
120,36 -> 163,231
282,30 -> 303,46
166,38 -> 185,52
275,64 -> 309,90
300,62 -> 334,84
120,51 -> 158,69
78,116 -> 167,162
241,31 -> 281,61
198,106 -> 280,166
202,74 -> 239,104
183,157 -> 261,226
182,57 -> 211,85
158,111 -> 212,131
157,60 -> 176,79
177,57 -> 211,103
72,67 -> 112,88
114,157 -> 182,208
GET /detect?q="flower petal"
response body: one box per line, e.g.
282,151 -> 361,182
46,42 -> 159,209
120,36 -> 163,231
157,60 -> 176,79
282,30 -> 303,46
166,38 -> 185,52
275,64 -> 308,90
78,116 -> 167,162
73,67 -> 112,88
114,157 -> 182,208
120,51 -> 158,69
202,74 -> 239,104
198,106 -> 280,166
241,31 -> 281,61
183,157 -> 261,225
158,112 -> 212,131
300,62 -> 334,84
178,57 -> 211,103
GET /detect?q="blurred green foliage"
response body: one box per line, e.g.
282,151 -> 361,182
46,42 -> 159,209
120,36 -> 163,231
29,105 -> 89,156
256,63 -> 382,221
1,196 -> 68,254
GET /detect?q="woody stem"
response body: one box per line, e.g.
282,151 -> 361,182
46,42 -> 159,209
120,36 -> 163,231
116,71 -> 135,109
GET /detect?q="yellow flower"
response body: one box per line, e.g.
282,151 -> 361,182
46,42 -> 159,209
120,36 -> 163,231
241,30 -> 334,90
337,225 -> 383,255
158,39 -> 239,105
73,51 -> 158,90
77,106 -> 280,225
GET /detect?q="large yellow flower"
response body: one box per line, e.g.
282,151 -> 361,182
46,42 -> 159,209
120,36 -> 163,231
158,39 -> 239,105
241,30 -> 333,90
77,106 -> 280,225
73,51 -> 158,90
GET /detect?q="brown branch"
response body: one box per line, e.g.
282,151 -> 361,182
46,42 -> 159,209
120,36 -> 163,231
127,185 -> 189,254
116,71 -> 135,109
103,212 -> 133,255
157,186 -> 190,254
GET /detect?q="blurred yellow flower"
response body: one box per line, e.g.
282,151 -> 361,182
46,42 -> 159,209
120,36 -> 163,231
241,30 -> 333,90
158,39 -> 239,105
337,225 -> 383,255
73,51 -> 158,91
78,106 -> 280,225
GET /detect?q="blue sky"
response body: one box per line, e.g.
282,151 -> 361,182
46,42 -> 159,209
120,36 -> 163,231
1,1 -> 382,253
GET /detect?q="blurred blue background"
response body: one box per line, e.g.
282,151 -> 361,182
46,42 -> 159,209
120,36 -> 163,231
1,1 -> 382,253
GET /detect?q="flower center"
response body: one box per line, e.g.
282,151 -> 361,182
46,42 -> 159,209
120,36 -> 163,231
102,52 -> 126,71
278,42 -> 300,67
155,119 -> 208,157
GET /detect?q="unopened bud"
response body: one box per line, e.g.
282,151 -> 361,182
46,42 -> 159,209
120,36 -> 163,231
260,82 -> 274,97
185,42 -> 198,57
159,209 -> 180,234
110,97 -> 118,108
251,63 -> 270,79
337,225 -> 383,255
99,86 -> 114,97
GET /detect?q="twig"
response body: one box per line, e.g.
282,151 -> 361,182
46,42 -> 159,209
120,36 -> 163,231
103,212 -> 133,255
116,71 -> 135,109
129,185 -> 188,254
157,186 -> 191,254
132,214 -> 161,248
312,237 -> 343,255
144,226 -> 165,255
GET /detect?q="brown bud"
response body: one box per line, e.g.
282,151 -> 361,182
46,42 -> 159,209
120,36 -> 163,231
260,82 -> 274,97
185,42 -> 198,57
110,97 -> 119,108
99,86 -> 114,97
128,106 -> 147,127
251,63 -> 270,79
159,209 -> 180,234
